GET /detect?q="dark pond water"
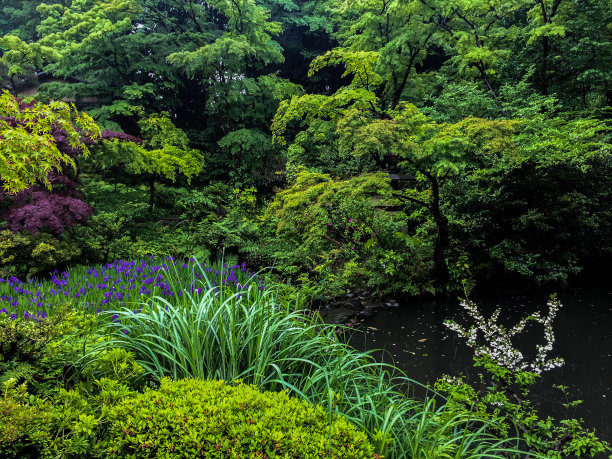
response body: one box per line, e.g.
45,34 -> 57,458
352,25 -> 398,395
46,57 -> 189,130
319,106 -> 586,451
349,286 -> 612,444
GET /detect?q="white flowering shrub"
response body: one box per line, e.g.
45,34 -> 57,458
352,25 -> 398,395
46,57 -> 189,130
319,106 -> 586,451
435,295 -> 610,457
444,296 -> 564,374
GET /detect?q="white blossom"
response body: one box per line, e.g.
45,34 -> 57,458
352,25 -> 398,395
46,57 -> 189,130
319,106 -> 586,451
444,297 -> 565,374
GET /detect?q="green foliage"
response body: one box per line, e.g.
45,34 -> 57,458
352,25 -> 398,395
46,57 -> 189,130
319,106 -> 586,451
0,377 -> 134,458
448,113 -> 611,284
0,308 -> 96,397
435,357 -> 611,458
66,212 -> 132,264
0,35 -> 59,82
105,378 -> 376,458
0,375 -> 377,459
82,348 -> 144,388
0,378 -> 51,457
259,169 -> 431,295
96,113 -> 203,184
217,128 -> 278,187
0,91 -> 99,194
0,230 -> 81,279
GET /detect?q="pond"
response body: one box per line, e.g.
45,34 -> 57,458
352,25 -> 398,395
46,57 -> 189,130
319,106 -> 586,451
349,285 -> 612,444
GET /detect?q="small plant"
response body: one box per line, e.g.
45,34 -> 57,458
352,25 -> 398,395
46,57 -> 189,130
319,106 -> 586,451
445,295 -> 564,374
0,306 -> 90,392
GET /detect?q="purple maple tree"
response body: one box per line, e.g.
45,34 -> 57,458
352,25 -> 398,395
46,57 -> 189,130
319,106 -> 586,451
4,180 -> 94,235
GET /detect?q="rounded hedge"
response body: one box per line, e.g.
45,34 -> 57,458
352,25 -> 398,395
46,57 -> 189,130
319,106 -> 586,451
106,378 -> 377,458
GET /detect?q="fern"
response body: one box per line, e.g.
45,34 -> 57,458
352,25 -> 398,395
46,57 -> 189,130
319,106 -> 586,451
0,361 -> 36,386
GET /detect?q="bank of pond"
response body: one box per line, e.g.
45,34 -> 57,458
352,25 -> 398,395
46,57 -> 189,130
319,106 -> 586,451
0,257 -> 609,458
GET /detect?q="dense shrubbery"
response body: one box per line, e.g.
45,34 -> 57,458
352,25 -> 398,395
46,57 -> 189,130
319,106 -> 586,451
105,378 -> 376,458
0,378 -> 377,458
0,230 -> 81,279
255,169 -> 432,296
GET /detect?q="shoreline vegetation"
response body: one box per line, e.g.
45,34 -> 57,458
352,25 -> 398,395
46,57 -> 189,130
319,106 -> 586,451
1,259 -> 610,457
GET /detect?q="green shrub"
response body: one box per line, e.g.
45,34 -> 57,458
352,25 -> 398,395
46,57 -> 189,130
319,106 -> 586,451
0,308 -> 81,389
0,379 -> 51,457
0,230 -> 81,279
105,378 -> 377,458
83,348 -> 145,387
256,169 -> 433,296
66,212 -> 133,264
0,377 -> 133,459
0,377 -> 376,458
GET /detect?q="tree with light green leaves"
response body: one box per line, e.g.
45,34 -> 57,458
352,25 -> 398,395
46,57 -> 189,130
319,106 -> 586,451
0,90 -> 99,194
0,0 -> 302,188
94,112 -> 203,213
273,53 -> 518,289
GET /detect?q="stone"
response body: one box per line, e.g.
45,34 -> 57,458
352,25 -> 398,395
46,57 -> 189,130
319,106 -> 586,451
318,308 -> 355,325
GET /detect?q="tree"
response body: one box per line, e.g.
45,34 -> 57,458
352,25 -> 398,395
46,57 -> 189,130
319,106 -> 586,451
0,90 -> 99,194
2,0 -> 302,188
0,92 -> 100,235
273,55 -> 517,289
335,104 -> 517,287
94,112 -> 203,213
447,113 -> 612,284
0,35 -> 60,94
321,0 -> 443,109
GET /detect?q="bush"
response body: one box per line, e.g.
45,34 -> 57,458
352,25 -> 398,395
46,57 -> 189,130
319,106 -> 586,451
0,377 -> 376,458
0,230 -> 81,279
0,307 -> 88,391
0,377 -> 132,459
256,170 -> 432,296
105,378 -> 377,458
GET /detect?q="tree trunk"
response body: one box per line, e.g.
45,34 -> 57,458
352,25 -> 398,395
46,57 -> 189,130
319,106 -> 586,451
430,177 -> 450,289
148,178 -> 155,213
477,63 -> 508,117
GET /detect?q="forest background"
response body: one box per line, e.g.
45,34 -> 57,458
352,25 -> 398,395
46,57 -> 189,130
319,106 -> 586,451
1,0 -> 610,298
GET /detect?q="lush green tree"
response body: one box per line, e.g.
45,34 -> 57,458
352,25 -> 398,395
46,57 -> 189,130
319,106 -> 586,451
0,91 -> 99,194
447,113 -> 612,285
94,112 -> 203,212
337,105 -> 517,287
273,53 -> 517,289
0,0 -> 304,188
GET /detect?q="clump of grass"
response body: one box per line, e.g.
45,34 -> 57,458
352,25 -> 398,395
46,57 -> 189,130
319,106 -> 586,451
95,260 -> 531,458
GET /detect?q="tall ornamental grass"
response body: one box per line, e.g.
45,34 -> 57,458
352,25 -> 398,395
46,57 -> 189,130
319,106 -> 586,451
97,261 -> 532,458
